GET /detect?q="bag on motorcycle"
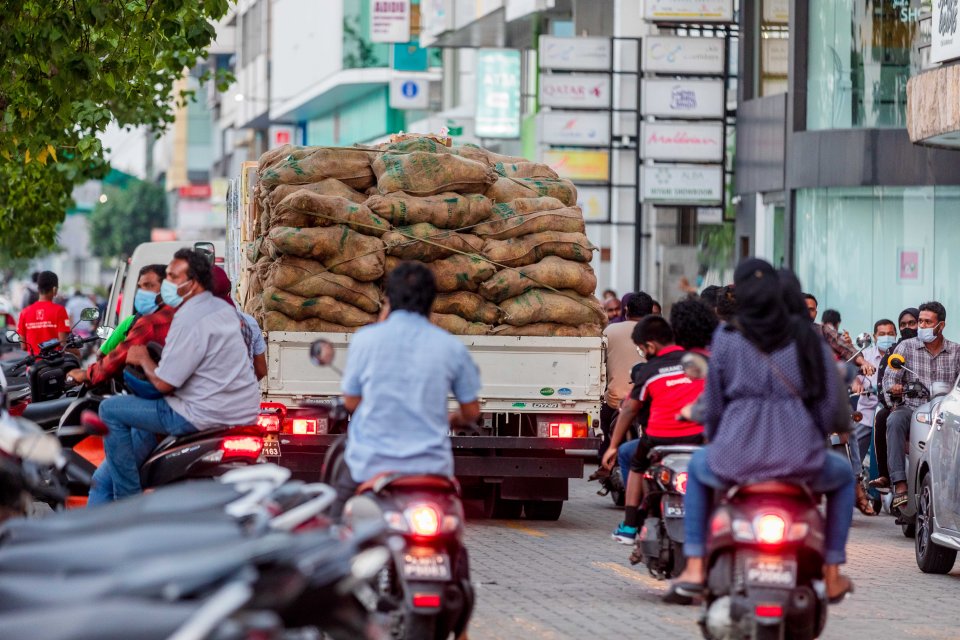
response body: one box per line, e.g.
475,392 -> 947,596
432,291 -> 501,325
491,322 -> 603,337
385,254 -> 496,293
267,225 -> 386,282
263,257 -> 382,313
365,191 -> 493,229
478,256 -> 597,303
382,223 -> 485,262
430,313 -> 492,336
259,146 -> 375,190
262,286 -> 378,327
372,152 -> 499,197
473,197 -> 585,240
262,311 -> 355,333
482,231 -> 594,268
500,289 -> 606,327
271,191 -> 390,236
485,176 -> 578,207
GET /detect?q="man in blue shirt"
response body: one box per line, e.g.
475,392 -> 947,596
333,262 -> 481,511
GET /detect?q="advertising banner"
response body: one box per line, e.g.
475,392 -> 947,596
642,36 -> 725,74
541,112 -> 611,146
643,0 -> 734,23
539,36 -> 612,71
543,149 -> 609,182
476,49 -> 521,138
641,78 -> 725,118
539,74 -> 611,108
641,122 -> 724,162
641,165 -> 724,204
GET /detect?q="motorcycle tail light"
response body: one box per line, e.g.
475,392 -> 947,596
755,604 -> 783,618
658,468 -> 672,486
755,514 -> 787,544
406,504 -> 441,537
710,510 -> 732,537
732,518 -> 754,541
673,471 -> 688,494
290,418 -> 318,435
220,436 -> 264,460
787,522 -> 809,541
412,593 -> 441,608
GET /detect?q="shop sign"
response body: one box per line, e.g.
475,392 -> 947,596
762,38 -> 789,76
641,122 -> 724,162
540,74 -> 611,108
641,165 -> 723,204
543,149 -> 609,182
538,36 -> 612,71
541,112 -> 611,146
933,0 -> 960,63
389,77 -> 430,110
577,186 -> 610,222
641,78 -> 724,118
370,0 -> 411,43
476,49 -> 521,138
178,184 -> 212,199
697,207 -> 724,224
642,36 -> 725,74
643,0 -> 734,23
762,0 -> 789,24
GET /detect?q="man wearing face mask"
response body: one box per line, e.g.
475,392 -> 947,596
97,249 -> 260,500
882,301 -> 960,510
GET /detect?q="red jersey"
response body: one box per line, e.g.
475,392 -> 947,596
629,345 -> 705,438
17,300 -> 70,354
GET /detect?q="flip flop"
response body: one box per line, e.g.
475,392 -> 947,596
828,578 -> 855,604
662,582 -> 703,605
891,492 -> 909,510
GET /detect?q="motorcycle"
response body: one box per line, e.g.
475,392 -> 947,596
311,338 -> 474,640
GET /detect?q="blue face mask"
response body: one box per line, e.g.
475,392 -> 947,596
876,335 -> 896,351
918,323 -> 941,344
133,289 -> 159,315
160,279 -> 188,308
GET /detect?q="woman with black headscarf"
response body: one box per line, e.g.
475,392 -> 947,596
666,258 -> 855,605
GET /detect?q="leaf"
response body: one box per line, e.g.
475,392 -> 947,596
24,149 -> 30,164
46,144 -> 57,162
36,147 -> 48,165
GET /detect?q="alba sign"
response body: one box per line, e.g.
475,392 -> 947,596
642,36 -> 725,74
641,78 -> 725,118
541,112 -> 611,146
641,165 -> 724,205
539,74 -> 611,108
641,122 -> 724,162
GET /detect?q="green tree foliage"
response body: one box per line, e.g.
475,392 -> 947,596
0,0 -> 231,258
89,181 -> 168,260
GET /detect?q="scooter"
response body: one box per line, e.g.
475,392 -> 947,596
311,338 -> 474,640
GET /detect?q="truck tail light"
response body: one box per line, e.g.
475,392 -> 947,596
291,418 -> 318,435
541,418 -> 588,438
257,412 -> 281,433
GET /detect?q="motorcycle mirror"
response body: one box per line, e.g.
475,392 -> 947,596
80,307 -> 100,322
855,332 -> 872,349
887,354 -> 905,370
96,326 -> 114,340
310,339 -> 336,367
681,352 -> 708,380
14,431 -> 63,466
4,330 -> 19,343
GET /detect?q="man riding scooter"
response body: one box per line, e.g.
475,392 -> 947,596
882,301 -> 960,512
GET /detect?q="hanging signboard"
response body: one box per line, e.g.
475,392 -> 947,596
641,165 -> 724,204
476,49 -> 521,138
761,38 -> 789,76
541,112 -> 611,146
577,186 -> 610,222
641,78 -> 725,118
542,149 -> 609,182
538,36 -> 612,71
932,1 -> 960,63
370,0 -> 411,43
641,122 -> 724,162
389,77 -> 430,110
539,74 -> 611,108
643,0 -> 734,23
642,36 -> 725,74
762,0 -> 789,24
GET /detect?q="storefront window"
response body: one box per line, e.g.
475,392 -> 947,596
807,1 -> 926,130
795,186 -> 960,340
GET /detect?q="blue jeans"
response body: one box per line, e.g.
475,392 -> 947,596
683,448 -> 855,565
88,429 -> 159,505
100,395 -> 197,499
617,439 -> 639,483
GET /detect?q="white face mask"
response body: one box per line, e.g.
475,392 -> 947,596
918,322 -> 942,344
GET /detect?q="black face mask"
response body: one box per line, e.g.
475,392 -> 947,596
901,328 -> 918,340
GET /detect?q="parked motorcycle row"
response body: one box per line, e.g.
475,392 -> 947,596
0,330 -> 474,640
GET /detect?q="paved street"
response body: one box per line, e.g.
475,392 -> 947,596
466,465 -> 960,640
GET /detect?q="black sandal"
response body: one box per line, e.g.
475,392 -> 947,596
891,491 -> 909,510
662,582 -> 703,605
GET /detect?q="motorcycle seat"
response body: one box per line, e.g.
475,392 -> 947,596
21,396 -> 76,428
729,481 -> 814,501
361,473 -> 461,496
153,424 -> 262,452
648,445 -> 700,462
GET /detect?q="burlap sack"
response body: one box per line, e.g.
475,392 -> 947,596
474,198 -> 585,240
259,147 -> 375,189
258,144 -> 297,172
375,137 -> 455,156
264,257 -> 381,313
491,323 -> 603,337
478,256 -> 597,303
272,191 -> 389,236
382,223 -> 484,262
493,161 -> 559,179
430,313 -> 491,336
263,311 -> 354,333
268,225 -> 385,282
500,289 -> 606,327
262,286 -> 377,327
365,192 -> 492,229
267,179 -> 366,207
433,291 -> 501,325
385,254 -> 496,293
454,144 -> 526,167
482,232 -> 594,268
372,152 -> 498,196
485,176 -> 578,206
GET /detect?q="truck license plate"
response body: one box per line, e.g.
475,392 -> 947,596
402,551 -> 451,581
745,555 -> 796,588
263,436 -> 281,457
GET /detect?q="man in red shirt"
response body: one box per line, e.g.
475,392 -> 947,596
17,271 -> 70,355
603,315 -> 706,544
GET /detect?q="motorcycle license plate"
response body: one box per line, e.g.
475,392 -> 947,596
663,495 -> 684,518
263,436 -> 281,458
745,555 -> 797,588
402,551 -> 451,581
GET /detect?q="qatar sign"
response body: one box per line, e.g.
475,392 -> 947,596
539,74 -> 611,109
641,122 -> 724,162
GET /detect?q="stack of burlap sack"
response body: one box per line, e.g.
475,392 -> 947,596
244,137 -> 606,337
